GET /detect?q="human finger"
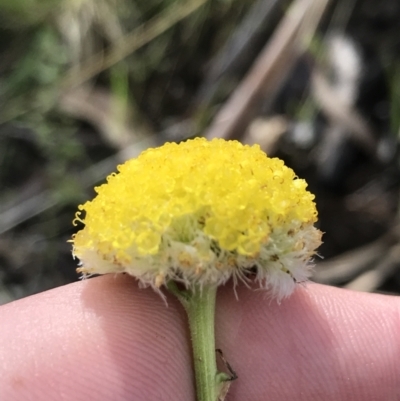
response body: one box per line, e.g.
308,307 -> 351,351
216,283 -> 400,401
0,275 -> 194,401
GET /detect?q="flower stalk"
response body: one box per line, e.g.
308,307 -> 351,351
168,283 -> 229,401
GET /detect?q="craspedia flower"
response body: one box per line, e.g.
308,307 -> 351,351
72,137 -> 322,300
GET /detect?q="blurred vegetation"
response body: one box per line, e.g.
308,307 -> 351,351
1,0 -> 400,303
0,0 -> 258,302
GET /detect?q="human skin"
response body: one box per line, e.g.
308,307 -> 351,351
0,275 -> 399,401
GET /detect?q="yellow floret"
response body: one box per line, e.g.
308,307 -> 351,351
72,138 -> 322,298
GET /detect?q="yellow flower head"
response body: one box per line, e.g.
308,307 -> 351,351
72,138 -> 322,299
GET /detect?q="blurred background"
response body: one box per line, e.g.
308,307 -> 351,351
1,0 -> 400,304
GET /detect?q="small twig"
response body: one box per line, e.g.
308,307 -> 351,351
216,349 -> 238,381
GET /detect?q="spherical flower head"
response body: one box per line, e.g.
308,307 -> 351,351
72,138 -> 322,300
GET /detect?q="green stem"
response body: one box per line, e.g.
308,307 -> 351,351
186,286 -> 218,401
168,283 -> 222,401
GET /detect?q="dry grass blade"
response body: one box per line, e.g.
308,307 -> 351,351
344,243 -> 400,292
205,0 -> 331,140
59,86 -> 152,150
195,0 -> 282,106
62,0 -> 209,89
0,136 -> 157,235
313,225 -> 400,285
